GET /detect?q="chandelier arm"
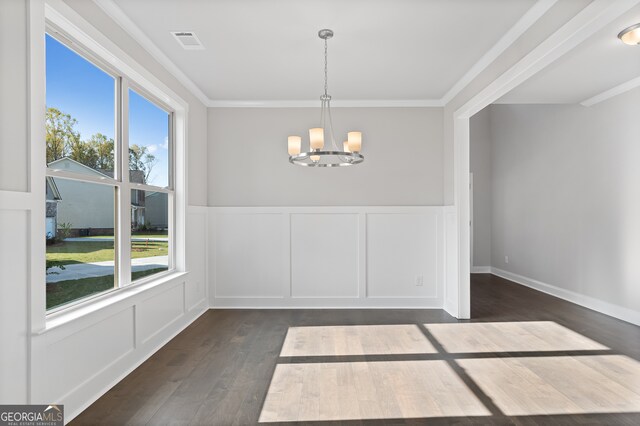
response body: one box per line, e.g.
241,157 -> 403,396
320,98 -> 325,141
327,99 -> 339,151
329,109 -> 354,164
325,98 -> 351,162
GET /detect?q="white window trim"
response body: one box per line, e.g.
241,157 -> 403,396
33,0 -> 188,327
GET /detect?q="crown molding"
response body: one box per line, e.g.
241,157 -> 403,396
93,0 -> 210,106
456,0 -> 640,118
207,99 -> 445,108
92,0 -> 558,110
580,75 -> 640,106
441,0 -> 558,105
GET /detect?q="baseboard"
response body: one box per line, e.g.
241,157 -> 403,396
471,266 -> 491,273
490,267 -> 640,326
211,297 -> 443,309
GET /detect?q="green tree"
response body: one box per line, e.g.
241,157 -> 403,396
46,108 -> 156,182
46,107 -> 80,164
129,144 -> 158,183
69,138 -> 98,169
87,133 -> 115,171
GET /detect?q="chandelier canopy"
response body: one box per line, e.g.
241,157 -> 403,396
287,29 -> 364,167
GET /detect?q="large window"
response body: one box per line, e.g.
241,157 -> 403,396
45,30 -> 174,311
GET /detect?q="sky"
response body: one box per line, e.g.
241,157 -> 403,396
46,34 -> 169,188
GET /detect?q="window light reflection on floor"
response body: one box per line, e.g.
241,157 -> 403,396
425,321 -> 609,353
280,324 -> 436,356
259,322 -> 638,423
259,360 -> 491,422
459,355 -> 640,416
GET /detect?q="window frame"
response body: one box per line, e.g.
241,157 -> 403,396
44,25 -> 177,314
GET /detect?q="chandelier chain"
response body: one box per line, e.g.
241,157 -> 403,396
324,38 -> 328,97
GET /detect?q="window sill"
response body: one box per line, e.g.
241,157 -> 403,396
39,270 -> 189,334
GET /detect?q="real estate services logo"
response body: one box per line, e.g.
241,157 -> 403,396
0,405 -> 63,426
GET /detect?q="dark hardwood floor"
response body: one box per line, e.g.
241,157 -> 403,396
71,274 -> 640,425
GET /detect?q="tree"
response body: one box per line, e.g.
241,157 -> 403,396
69,138 -> 98,169
87,133 -> 115,171
129,144 -> 158,183
46,107 -> 80,164
46,107 -> 156,183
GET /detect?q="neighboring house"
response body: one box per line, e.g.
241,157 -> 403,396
45,176 -> 62,238
48,158 -> 114,235
47,157 -> 166,236
99,168 -> 146,229
144,191 -> 168,228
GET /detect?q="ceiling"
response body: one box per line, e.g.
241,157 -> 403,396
497,3 -> 640,105
110,0 -> 537,102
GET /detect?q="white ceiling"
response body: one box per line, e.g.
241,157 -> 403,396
110,0 -> 537,102
498,3 -> 640,105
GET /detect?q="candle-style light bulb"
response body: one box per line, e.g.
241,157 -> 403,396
309,128 -> 324,150
347,131 -> 362,152
288,136 -> 301,155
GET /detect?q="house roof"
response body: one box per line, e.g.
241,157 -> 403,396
98,169 -> 146,184
46,176 -> 62,201
47,157 -> 112,178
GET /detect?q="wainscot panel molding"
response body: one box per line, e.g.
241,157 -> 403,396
29,206 -> 209,422
209,206 -> 447,308
0,209 -> 30,403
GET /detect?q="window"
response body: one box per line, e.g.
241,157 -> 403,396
45,30 -> 174,311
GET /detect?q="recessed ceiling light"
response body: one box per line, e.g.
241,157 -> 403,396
618,23 -> 640,45
170,31 -> 204,50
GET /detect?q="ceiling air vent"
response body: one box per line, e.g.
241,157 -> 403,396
170,31 -> 204,50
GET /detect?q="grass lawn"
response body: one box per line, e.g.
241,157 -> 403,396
47,240 -> 168,265
78,233 -> 168,240
46,267 -> 168,310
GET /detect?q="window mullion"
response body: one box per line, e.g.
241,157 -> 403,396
128,183 -> 172,194
117,78 -> 132,288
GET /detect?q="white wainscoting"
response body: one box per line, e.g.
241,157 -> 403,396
29,206 -> 209,422
210,206 -> 446,308
0,207 -> 30,403
291,213 -> 361,298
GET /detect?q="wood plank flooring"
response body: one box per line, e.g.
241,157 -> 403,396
424,321 -> 608,353
71,274 -> 640,425
458,355 -> 640,416
259,361 -> 490,422
280,324 -> 437,356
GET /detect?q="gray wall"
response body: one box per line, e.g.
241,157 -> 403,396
470,107 -> 492,268
484,89 -> 640,312
0,0 -> 30,403
0,0 -> 28,192
208,107 -> 443,206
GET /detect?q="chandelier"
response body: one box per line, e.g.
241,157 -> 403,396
287,29 -> 364,167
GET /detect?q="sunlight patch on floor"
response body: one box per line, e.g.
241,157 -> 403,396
425,321 -> 609,353
280,324 -> 436,356
459,355 -> 640,416
261,322 -> 635,423
259,360 -> 491,422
